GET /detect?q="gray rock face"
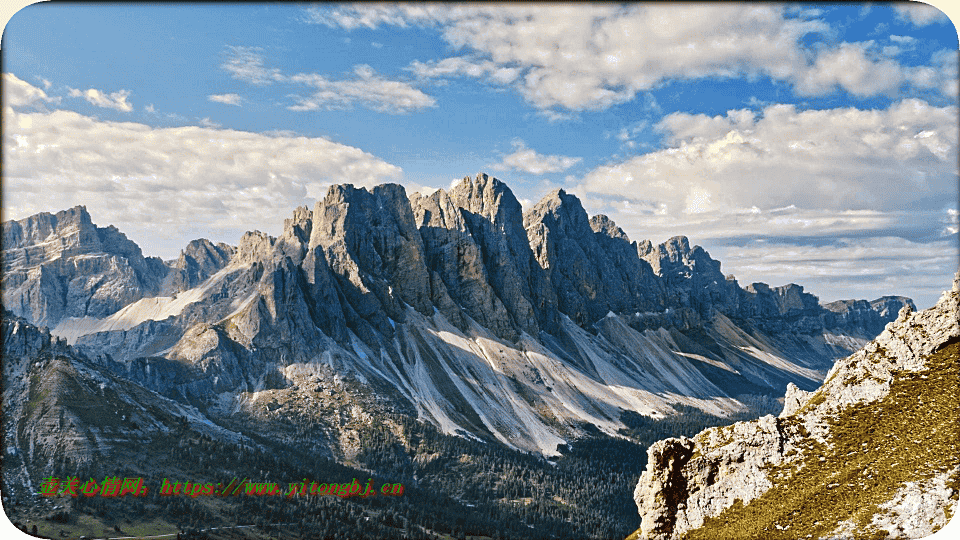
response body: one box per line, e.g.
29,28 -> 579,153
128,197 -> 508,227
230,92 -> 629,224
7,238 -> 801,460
411,188 -> 515,339
633,272 -> 960,540
309,183 -> 433,345
524,190 -> 663,326
452,173 -> 556,336
1,206 -> 168,326
639,235 -> 737,321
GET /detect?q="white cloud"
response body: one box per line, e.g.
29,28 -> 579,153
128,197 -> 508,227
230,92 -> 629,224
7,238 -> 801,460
2,73 -> 60,108
2,77 -> 403,259
208,93 -> 243,106
67,86 -> 133,112
492,140 -> 581,175
144,104 -> 156,114
308,4 -> 955,111
408,57 -> 522,85
889,34 -> 917,44
198,117 -> 221,128
566,98 -> 958,306
222,46 -> 283,85
287,64 -> 435,114
894,3 -> 948,26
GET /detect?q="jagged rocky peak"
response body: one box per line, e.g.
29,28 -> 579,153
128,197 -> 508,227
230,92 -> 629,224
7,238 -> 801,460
308,183 -> 433,341
171,238 -> 235,292
524,189 -> 664,325
589,214 -> 631,241
743,282 -> 819,314
449,172 -> 521,220
275,205 -> 314,264
232,230 -> 277,267
632,271 -> 960,540
448,173 -> 553,337
410,187 -> 517,339
1,206 -> 168,326
2,205 -> 99,265
638,235 -> 721,279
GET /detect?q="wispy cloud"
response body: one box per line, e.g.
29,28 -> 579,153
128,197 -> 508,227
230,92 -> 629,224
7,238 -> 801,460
2,73 -> 60,108
492,140 -> 581,175
208,93 -> 243,106
287,64 -> 435,114
67,86 -> 133,112
221,46 -> 434,114
222,45 -> 283,85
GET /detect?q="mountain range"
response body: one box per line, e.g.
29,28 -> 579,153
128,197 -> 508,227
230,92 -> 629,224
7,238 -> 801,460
1,173 -> 916,539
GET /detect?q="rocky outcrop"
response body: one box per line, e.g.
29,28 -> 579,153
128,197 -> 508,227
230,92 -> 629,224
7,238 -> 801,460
639,235 -> 737,322
1,206 -> 168,326
309,183 -> 433,346
633,272 -> 960,540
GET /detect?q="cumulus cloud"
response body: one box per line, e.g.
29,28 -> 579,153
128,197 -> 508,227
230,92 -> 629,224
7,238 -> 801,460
208,93 -> 243,106
66,86 -> 133,112
796,41 -> 949,96
492,140 -> 582,175
3,77 -> 403,259
307,4 -> 954,111
579,99 -> 957,215
2,73 -> 60,108
287,64 -> 435,114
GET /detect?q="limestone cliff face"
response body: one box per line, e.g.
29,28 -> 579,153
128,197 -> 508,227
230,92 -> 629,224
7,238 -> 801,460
823,296 -> 917,339
309,183 -> 433,345
633,272 -> 960,540
524,189 -> 663,327
411,187 -> 515,339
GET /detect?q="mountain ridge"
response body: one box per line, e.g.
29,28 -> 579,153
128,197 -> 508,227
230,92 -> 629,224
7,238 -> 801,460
2,174 -> 912,457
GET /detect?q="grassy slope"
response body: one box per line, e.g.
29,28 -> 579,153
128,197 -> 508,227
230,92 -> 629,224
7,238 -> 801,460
683,339 -> 959,540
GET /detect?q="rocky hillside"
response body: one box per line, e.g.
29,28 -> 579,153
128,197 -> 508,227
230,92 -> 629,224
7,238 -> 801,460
632,272 -> 959,540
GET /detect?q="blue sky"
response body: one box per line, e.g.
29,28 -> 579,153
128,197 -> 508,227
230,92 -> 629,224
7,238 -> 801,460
2,2 -> 958,309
